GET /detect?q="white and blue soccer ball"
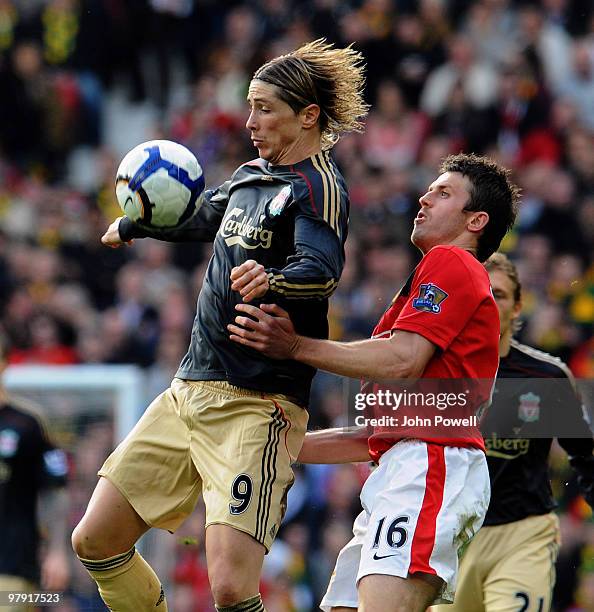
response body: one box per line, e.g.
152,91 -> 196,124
115,140 -> 205,228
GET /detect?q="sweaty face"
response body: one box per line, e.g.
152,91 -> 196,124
245,80 -> 303,165
489,269 -> 521,338
411,171 -> 473,253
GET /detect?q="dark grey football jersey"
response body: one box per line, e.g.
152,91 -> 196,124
120,152 -> 349,405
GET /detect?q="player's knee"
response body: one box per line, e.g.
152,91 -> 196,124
71,522 -> 85,555
71,521 -> 115,560
72,521 -> 95,558
210,574 -> 249,608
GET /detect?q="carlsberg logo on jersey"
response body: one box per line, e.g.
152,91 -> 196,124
221,207 -> 273,250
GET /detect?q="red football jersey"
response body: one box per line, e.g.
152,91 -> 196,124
366,245 -> 499,461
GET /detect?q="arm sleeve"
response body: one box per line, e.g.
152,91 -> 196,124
557,368 -> 594,456
119,181 -> 231,243
394,248 -> 483,350
32,418 -> 68,489
568,455 -> 594,507
265,208 -> 344,300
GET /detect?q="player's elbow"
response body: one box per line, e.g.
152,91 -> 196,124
384,363 -> 417,380
385,332 -> 434,380
379,354 -> 427,381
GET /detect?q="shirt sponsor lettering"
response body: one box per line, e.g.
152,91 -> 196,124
221,207 -> 273,250
484,433 -> 530,459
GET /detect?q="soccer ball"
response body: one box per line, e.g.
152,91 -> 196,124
115,140 -> 205,228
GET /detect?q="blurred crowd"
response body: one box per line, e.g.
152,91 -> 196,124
1,0 -> 594,610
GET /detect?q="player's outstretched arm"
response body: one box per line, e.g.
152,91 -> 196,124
298,427 -> 370,463
228,303 -> 436,380
102,182 -> 232,247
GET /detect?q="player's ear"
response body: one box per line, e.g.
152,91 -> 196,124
467,211 -> 489,233
300,104 -> 320,129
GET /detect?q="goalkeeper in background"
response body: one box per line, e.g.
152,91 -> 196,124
432,253 -> 594,612
0,332 -> 70,611
72,39 -> 368,612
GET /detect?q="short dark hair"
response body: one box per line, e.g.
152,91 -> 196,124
253,39 -> 369,150
439,153 -> 520,262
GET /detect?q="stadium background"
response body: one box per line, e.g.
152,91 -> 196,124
1,0 -> 594,609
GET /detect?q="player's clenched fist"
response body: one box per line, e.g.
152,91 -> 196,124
101,217 -> 134,248
230,259 -> 269,302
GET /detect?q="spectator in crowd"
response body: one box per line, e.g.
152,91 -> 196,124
420,33 -> 499,118
557,38 -> 594,131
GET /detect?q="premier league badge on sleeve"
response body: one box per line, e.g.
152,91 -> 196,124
44,448 -> 69,477
412,283 -> 449,314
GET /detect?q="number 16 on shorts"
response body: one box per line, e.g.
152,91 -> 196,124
371,515 -> 410,560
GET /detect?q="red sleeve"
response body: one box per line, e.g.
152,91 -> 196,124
394,247 -> 484,351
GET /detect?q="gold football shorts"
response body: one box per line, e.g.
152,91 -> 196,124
430,512 -> 560,612
99,379 -> 308,551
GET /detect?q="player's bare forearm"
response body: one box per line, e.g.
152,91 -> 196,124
229,303 -> 436,380
39,487 -> 70,588
39,487 -> 69,551
298,427 -> 370,463
291,335 -> 413,380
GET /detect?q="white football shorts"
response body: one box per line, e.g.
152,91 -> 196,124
320,439 -> 490,609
